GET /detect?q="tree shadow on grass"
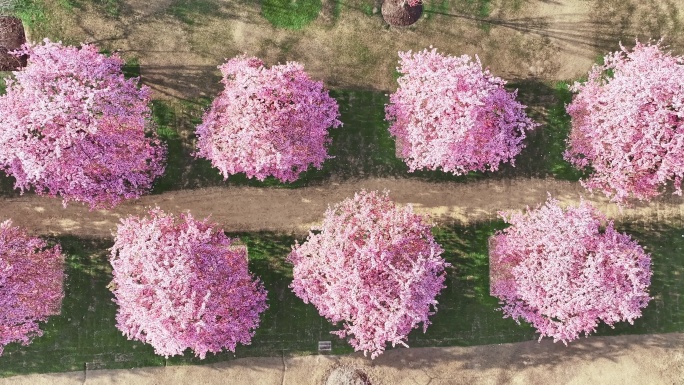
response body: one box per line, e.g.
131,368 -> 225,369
409,220 -> 537,349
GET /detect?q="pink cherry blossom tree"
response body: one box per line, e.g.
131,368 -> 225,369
489,197 -> 652,344
110,208 -> 268,359
0,39 -> 166,209
195,55 -> 341,183
565,41 -> 684,204
385,47 -> 538,175
0,220 -> 64,355
289,190 -> 449,359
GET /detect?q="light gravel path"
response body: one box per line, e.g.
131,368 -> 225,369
2,177 -> 683,239
1,332 -> 681,384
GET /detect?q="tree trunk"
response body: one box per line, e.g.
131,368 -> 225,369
381,0 -> 423,27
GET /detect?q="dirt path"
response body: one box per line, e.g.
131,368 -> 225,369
34,0 -> 682,101
2,177 -> 683,238
2,332 -> 682,384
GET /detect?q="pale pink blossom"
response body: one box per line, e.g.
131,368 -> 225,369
0,39 -> 166,209
386,48 -> 538,175
289,190 -> 448,359
110,208 -> 268,359
490,197 -> 652,343
565,41 -> 684,204
0,220 -> 64,355
195,55 -> 341,183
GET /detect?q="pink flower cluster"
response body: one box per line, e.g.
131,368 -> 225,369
0,220 -> 64,355
490,197 -> 652,343
386,48 -> 537,175
289,190 -> 449,358
565,41 -> 684,204
0,39 -> 166,209
110,208 -> 268,359
195,55 -> 341,183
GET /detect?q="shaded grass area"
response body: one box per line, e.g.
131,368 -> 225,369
506,80 -> 585,181
262,0 -> 322,29
8,0 -> 71,41
64,0 -> 121,17
150,81 -> 584,194
1,221 -> 682,376
0,72 -> 20,197
595,219 -> 684,336
0,73 -> 6,95
167,0 -> 221,25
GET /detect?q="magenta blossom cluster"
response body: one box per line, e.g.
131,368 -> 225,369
110,208 -> 268,359
195,55 -> 341,183
565,41 -> 684,204
0,39 -> 166,209
386,47 -> 538,175
0,220 -> 64,355
490,197 -> 652,344
289,190 -> 449,359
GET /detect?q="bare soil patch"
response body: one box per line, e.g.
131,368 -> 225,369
28,0 -> 681,100
3,177 -> 684,239
0,16 -> 26,70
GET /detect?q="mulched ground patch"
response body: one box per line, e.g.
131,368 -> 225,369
0,16 -> 26,71
381,0 -> 422,26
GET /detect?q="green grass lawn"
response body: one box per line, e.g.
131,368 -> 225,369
149,80 -> 583,195
261,0 -> 322,30
1,220 -> 682,376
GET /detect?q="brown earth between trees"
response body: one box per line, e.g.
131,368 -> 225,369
0,16 -> 26,71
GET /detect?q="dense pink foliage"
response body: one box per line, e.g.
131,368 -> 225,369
110,208 -> 268,359
0,220 -> 64,355
385,48 -> 537,175
0,39 -> 166,209
289,190 -> 448,359
195,55 -> 341,183
565,41 -> 684,204
490,197 -> 652,343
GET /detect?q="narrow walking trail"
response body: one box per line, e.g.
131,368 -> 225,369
1,177 -> 683,239
1,332 -> 681,384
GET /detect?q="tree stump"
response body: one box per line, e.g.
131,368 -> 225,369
381,0 -> 422,27
0,16 -> 27,71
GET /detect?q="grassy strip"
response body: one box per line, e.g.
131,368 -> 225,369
150,83 -> 583,194
261,0 -> 322,30
0,220 -> 682,376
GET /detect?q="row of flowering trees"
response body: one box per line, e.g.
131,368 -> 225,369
0,190 -> 652,359
0,37 -> 674,359
1,39 -> 681,209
